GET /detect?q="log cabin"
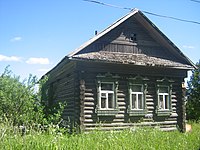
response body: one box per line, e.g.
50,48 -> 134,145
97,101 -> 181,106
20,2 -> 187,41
43,9 -> 196,132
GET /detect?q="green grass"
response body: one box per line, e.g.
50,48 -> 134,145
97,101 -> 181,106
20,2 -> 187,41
0,123 -> 200,150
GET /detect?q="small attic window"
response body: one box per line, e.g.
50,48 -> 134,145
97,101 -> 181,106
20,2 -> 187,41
130,33 -> 137,42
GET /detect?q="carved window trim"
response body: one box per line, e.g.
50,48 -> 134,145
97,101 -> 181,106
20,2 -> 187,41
156,78 -> 173,116
127,76 -> 148,116
95,73 -> 119,116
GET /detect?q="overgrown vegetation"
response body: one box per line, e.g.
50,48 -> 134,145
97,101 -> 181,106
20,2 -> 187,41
0,121 -> 200,150
186,60 -> 200,120
1,65 -> 200,149
0,66 -> 64,127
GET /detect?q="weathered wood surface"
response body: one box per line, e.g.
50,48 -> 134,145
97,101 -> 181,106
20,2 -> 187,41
46,59 -> 185,132
77,15 -> 163,55
76,61 -> 187,78
47,62 -> 80,130
73,15 -> 192,69
76,65 -> 184,131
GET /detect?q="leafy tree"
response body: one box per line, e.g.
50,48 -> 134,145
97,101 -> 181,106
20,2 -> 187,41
0,66 -> 65,126
186,60 -> 200,120
0,66 -> 44,125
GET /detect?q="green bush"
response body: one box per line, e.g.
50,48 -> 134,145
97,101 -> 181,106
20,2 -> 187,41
39,75 -> 66,125
0,66 -> 44,125
0,66 -> 65,126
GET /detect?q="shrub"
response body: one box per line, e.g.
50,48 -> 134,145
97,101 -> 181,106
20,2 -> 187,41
0,66 -> 65,126
0,66 -> 44,125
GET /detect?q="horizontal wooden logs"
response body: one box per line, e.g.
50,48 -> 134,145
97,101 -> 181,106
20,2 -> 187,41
78,70 -> 184,131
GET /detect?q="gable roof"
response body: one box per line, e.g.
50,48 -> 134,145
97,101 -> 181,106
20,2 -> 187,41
67,9 -> 195,70
68,9 -> 140,57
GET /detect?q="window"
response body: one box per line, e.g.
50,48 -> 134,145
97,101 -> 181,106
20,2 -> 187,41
95,73 -> 119,116
100,83 -> 115,109
130,33 -> 137,42
128,76 -> 148,116
156,79 -> 173,116
158,86 -> 169,110
130,84 -> 144,110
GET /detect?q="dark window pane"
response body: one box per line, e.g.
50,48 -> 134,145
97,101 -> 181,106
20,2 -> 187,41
101,93 -> 106,98
108,93 -> 114,108
165,95 -> 169,109
159,95 -> 164,109
138,94 -> 143,109
101,97 -> 106,108
132,94 -> 137,109
131,85 -> 142,92
101,83 -> 113,90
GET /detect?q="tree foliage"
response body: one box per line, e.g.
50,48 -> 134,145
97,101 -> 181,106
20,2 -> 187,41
0,66 -> 43,125
0,66 -> 65,126
186,60 -> 200,120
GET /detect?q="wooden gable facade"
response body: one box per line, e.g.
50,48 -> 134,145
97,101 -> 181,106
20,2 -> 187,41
44,9 -> 195,132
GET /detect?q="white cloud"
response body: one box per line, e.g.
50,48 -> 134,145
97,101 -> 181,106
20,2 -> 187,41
0,54 -> 22,62
182,45 -> 195,49
26,57 -> 50,65
10,36 -> 22,42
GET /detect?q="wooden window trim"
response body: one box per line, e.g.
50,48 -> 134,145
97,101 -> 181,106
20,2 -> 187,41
99,82 -> 115,110
95,73 -> 119,116
156,78 -> 173,116
158,86 -> 170,110
127,76 -> 148,116
130,84 -> 144,110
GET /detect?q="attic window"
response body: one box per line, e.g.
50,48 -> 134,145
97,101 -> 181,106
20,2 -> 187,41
130,33 -> 137,42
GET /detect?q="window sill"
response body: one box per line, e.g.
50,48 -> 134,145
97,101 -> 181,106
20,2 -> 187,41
156,109 -> 172,116
96,108 -> 119,116
128,109 -> 147,116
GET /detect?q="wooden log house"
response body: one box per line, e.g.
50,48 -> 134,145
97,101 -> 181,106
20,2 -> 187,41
43,9 -> 196,132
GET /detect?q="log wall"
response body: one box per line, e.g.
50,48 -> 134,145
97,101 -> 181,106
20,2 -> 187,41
76,61 -> 186,132
46,59 -> 186,132
47,61 -> 80,131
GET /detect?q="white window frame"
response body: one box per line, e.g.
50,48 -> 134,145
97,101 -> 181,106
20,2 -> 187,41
127,76 -> 148,116
156,79 -> 173,116
158,86 -> 170,110
130,84 -> 144,110
99,82 -> 115,110
96,73 -> 119,116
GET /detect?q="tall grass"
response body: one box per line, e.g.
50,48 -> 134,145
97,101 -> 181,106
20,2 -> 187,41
0,122 -> 200,150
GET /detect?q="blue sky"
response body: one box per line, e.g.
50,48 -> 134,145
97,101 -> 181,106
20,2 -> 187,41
0,0 -> 199,80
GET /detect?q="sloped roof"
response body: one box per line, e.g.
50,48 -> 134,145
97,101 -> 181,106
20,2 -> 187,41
68,9 -> 140,57
72,51 -> 192,69
67,9 -> 195,70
